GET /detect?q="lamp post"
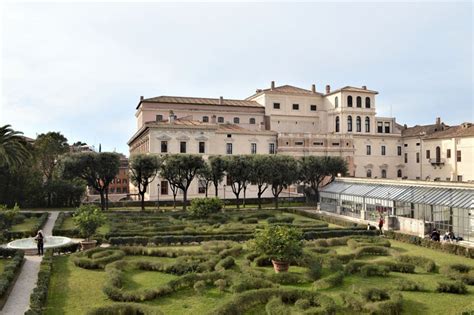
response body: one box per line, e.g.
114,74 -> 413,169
223,185 -> 226,209
157,183 -> 160,211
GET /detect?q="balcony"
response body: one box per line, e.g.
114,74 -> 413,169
429,158 -> 445,166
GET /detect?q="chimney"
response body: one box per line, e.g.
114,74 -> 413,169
325,85 -> 330,94
169,110 -> 175,124
219,96 -> 224,105
271,81 -> 275,90
404,124 -> 407,129
436,117 -> 441,126
140,96 -> 144,101
211,115 -> 217,124
311,84 -> 316,93
362,86 -> 367,90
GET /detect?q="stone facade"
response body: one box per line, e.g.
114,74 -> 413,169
128,81 -> 474,201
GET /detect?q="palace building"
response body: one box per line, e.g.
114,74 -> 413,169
128,81 -> 474,201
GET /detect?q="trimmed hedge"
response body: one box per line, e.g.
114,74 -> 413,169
73,248 -> 126,269
379,261 -> 415,273
86,303 -> 164,315
395,255 -> 437,273
395,279 -> 424,291
385,230 -> 474,259
0,248 -> 24,304
341,290 -> 403,315
26,250 -> 53,315
4,212 -> 49,240
359,265 -> 390,277
441,264 -> 474,285
436,281 -> 467,294
354,246 -> 390,258
313,271 -> 344,289
208,288 -> 336,315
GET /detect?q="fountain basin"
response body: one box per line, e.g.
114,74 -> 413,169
7,236 -> 73,255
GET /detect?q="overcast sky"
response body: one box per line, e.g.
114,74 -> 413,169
1,1 -> 472,155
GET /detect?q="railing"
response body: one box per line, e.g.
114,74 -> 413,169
429,158 -> 445,165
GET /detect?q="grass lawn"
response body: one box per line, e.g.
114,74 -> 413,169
10,217 -> 40,232
45,236 -> 474,315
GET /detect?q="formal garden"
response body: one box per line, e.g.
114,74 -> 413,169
9,201 -> 468,315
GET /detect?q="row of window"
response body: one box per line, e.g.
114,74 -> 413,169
161,140 -> 276,155
335,96 -> 371,108
405,150 -> 462,163
203,116 -> 257,124
335,116 -> 371,133
273,103 -> 318,111
366,169 -> 402,179
111,178 -> 128,184
109,187 -> 129,194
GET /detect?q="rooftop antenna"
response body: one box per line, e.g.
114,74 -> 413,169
99,143 -> 102,153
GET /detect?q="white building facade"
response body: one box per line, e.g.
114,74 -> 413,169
128,81 -> 474,201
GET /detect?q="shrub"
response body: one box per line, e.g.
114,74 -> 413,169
188,198 -> 223,218
214,279 -> 227,292
215,257 -> 235,271
395,279 -> 424,291
360,265 -> 390,277
379,261 -> 415,273
347,237 -> 391,250
268,272 -> 303,285
354,246 -> 390,258
193,280 -> 206,295
230,276 -> 275,293
344,261 -> 368,275
267,216 -> 295,224
396,255 -> 436,273
255,255 -> 272,267
0,249 -> 24,299
306,260 -> 323,281
364,292 -> 403,315
295,298 -> 311,310
73,205 -> 106,241
313,271 -> 344,289
265,297 -> 289,315
360,288 -> 390,302
72,248 -> 126,269
250,225 -> 303,263
325,257 -> 343,272
245,252 -> 259,261
242,218 -> 258,224
436,281 -> 468,294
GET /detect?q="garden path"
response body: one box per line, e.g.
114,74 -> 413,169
0,211 -> 58,315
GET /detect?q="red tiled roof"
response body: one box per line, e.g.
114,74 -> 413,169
325,86 -> 379,96
137,96 -> 263,109
424,123 -> 474,140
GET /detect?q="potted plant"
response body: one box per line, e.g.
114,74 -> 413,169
251,225 -> 303,273
73,205 -> 106,250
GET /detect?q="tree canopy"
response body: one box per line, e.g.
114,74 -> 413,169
129,154 -> 161,210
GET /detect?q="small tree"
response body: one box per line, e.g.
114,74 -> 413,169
160,155 -> 204,210
224,156 -> 252,209
196,163 -> 213,197
0,203 -> 20,230
129,154 -> 161,211
209,156 -> 226,197
73,205 -> 106,241
249,155 -> 272,209
251,225 -> 303,269
268,155 -> 299,209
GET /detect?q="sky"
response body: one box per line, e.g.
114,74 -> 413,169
1,1 -> 472,155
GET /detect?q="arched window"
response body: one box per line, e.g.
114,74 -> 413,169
367,169 -> 372,178
347,116 -> 353,132
202,116 -> 209,122
233,117 -> 240,124
365,97 -> 371,108
356,96 -> 362,107
335,116 -> 340,132
347,96 -> 353,107
249,118 -> 256,124
381,169 -> 387,178
397,169 -> 402,178
365,117 -> 370,132
356,116 -> 361,132
335,96 -> 339,108
436,146 -> 441,162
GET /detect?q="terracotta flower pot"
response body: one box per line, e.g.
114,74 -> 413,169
272,260 -> 289,273
80,240 -> 97,250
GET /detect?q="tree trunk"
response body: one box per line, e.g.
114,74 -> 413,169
214,183 -> 219,197
105,189 -> 109,210
236,193 -> 240,209
173,193 -> 177,209
274,195 -> 279,209
183,189 -> 187,211
243,186 -> 246,208
99,190 -> 105,210
205,186 -> 208,198
257,190 -> 262,210
140,192 -> 145,211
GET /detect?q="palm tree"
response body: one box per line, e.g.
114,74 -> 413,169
0,125 -> 31,169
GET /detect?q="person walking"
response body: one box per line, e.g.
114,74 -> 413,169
35,230 -> 44,256
378,217 -> 384,235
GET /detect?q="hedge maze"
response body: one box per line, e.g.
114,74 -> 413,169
41,209 -> 474,314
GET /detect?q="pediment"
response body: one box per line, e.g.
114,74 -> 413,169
156,134 -> 172,141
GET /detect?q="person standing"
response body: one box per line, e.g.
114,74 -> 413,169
35,230 -> 44,256
378,217 -> 384,235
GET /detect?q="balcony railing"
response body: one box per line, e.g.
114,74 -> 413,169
429,158 -> 445,165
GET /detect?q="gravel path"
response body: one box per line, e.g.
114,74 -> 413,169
0,211 -> 58,315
